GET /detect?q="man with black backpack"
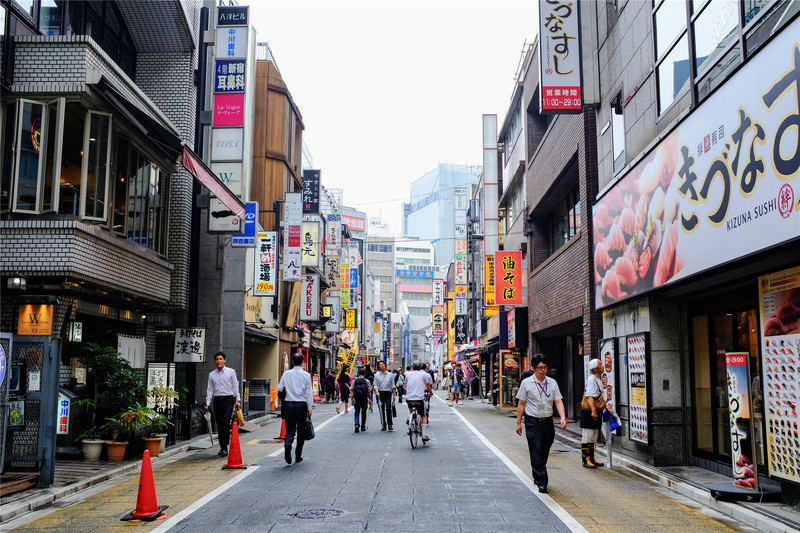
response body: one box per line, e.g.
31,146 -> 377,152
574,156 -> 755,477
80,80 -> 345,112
351,368 -> 373,432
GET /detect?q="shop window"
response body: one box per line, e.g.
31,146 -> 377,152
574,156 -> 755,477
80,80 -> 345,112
119,146 -> 168,254
82,112 -> 111,220
697,45 -> 740,103
66,0 -> 136,80
11,98 -> 63,213
610,89 -> 626,174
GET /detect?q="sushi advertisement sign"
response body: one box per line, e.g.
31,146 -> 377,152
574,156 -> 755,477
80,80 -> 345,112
593,22 -> 800,308
725,352 -> 759,491
758,266 -> 800,484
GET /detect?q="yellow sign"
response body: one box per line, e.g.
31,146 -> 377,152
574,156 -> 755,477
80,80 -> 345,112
18,304 -> 53,335
285,282 -> 302,328
344,309 -> 357,330
485,255 -> 496,307
455,285 -> 467,299
245,295 -> 262,323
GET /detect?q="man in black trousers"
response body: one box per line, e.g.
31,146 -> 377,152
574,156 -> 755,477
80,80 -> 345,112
277,352 -> 313,464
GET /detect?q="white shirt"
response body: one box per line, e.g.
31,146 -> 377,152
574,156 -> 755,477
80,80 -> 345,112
374,371 -> 395,391
404,370 -> 432,401
516,375 -> 562,417
205,366 -> 240,406
585,375 -> 602,397
278,366 -> 314,410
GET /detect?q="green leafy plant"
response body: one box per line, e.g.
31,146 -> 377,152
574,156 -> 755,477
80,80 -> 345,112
100,403 -> 154,441
147,413 -> 173,437
78,343 -> 146,420
76,426 -> 103,441
147,386 -> 179,411
72,398 -> 103,443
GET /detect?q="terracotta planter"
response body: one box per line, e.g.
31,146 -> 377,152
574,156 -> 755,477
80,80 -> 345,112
105,440 -> 128,461
142,437 -> 162,458
81,439 -> 105,461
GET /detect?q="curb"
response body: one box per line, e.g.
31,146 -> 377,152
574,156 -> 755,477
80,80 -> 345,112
0,413 -> 279,524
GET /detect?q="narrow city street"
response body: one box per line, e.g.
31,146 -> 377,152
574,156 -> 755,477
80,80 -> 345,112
3,392 -> 757,533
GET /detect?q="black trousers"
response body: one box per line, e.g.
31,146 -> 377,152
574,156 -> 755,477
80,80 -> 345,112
283,401 -> 308,455
212,395 -> 235,449
377,391 -> 393,428
353,399 -> 368,428
524,415 -> 555,488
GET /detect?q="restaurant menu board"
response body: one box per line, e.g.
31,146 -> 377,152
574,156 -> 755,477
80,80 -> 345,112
758,266 -> 800,485
725,352 -> 759,490
599,338 -> 616,420
627,333 -> 649,444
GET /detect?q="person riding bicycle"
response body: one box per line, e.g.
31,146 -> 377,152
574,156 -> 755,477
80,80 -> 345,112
404,361 -> 433,442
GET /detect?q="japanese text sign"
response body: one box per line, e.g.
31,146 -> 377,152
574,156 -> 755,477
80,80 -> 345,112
57,392 -> 70,434
325,294 -> 340,333
495,251 -> 523,305
432,280 -> 445,306
215,27 -> 248,59
174,328 -> 205,363
326,214 -> 341,251
302,170 -> 320,213
485,255 -> 496,307
232,201 -> 257,247
217,5 -> 248,26
325,255 -> 340,289
432,305 -> 445,337
254,231 -> 277,296
538,0 -> 582,113
283,192 -> 302,281
213,93 -> 245,126
593,22 -> 800,308
454,254 -> 468,284
214,60 -> 246,93
301,221 -> 321,268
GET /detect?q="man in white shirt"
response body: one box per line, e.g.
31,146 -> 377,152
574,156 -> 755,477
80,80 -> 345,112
278,351 -> 313,465
203,352 -> 241,457
405,362 -> 433,441
373,360 -> 396,431
515,353 -> 567,493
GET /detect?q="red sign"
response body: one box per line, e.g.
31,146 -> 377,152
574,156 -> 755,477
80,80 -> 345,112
495,251 -> 523,305
213,93 -> 245,126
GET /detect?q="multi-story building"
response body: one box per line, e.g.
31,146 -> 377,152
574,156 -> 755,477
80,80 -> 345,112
402,163 -> 481,265
591,0 -> 799,498
395,239 -> 435,363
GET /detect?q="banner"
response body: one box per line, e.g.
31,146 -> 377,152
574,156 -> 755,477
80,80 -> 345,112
301,221 -> 321,268
300,274 -> 319,321
302,169 -> 320,214
283,192 -> 302,281
758,266 -> 800,484
538,0 -> 582,113
625,335 -> 647,443
340,261 -> 350,308
254,231 -> 277,296
495,251 -> 523,305
725,351 -> 759,490
326,214 -> 341,252
594,23 -> 800,308
432,279 -> 445,306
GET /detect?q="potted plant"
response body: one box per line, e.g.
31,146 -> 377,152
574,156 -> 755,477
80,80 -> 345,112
143,413 -> 174,457
100,404 -> 153,461
147,386 -> 179,453
72,398 -> 105,460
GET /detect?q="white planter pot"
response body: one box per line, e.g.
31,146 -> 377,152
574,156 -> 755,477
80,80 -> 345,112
81,439 -> 105,460
155,433 -> 167,453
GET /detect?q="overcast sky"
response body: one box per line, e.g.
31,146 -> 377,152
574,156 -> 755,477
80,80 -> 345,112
250,0 -> 540,234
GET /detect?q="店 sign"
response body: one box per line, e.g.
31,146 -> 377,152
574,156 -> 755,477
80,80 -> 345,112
174,328 -> 205,363
254,231 -> 277,296
594,20 -> 800,308
538,0 -> 582,113
232,201 -> 257,247
495,251 -> 523,305
300,274 -> 320,321
18,304 -> 53,335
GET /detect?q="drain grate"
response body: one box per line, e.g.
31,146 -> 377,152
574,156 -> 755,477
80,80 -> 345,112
290,509 -> 345,519
254,439 -> 284,444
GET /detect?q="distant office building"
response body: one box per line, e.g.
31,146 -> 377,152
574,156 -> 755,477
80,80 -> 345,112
402,163 -> 481,265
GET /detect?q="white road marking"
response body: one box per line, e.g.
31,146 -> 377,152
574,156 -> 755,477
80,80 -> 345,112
267,411 -> 341,457
436,394 -> 589,533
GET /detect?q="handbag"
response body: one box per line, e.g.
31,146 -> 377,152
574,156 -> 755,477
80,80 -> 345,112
232,405 -> 245,428
392,399 -> 397,418
302,418 -> 315,440
603,409 -> 621,432
581,393 -> 607,413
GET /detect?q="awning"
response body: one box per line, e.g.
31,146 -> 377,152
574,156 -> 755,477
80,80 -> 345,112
180,146 -> 246,219
245,325 -> 277,344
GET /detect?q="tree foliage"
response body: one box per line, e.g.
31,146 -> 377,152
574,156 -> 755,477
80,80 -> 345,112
78,342 -> 146,419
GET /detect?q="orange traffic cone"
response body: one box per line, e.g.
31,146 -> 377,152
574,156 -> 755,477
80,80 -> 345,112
275,419 -> 286,440
121,450 -> 168,521
222,422 -> 247,470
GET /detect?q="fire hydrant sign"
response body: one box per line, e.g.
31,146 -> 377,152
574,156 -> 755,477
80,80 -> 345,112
174,328 -> 206,363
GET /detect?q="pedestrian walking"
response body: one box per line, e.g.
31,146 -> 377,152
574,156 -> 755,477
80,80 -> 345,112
336,365 -> 351,414
203,351 -> 240,457
515,353 -> 567,494
395,368 -> 405,403
374,360 -> 396,431
450,362 -> 464,406
277,351 -> 313,465
365,364 -> 375,409
580,358 -> 606,468
324,370 -> 336,403
351,368 -> 372,432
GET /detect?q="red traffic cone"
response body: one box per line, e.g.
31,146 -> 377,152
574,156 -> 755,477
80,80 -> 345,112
121,450 -> 168,521
275,419 -> 286,440
222,422 -> 247,470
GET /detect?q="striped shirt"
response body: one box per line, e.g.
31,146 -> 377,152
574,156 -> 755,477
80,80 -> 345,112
373,371 -> 396,391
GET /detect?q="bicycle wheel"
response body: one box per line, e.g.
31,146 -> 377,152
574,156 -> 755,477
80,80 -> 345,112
409,415 -> 418,449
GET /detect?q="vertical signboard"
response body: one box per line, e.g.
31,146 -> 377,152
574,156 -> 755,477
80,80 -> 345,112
324,255 -> 340,290
302,170 -> 321,214
340,262 -> 351,307
432,305 -> 445,338
326,214 -> 341,252
254,231 -> 277,296
56,392 -> 70,434
325,293 -> 340,333
174,328 -> 205,363
301,221 -> 321,268
725,351 -> 759,490
301,274 -> 320,321
538,0 -> 582,113
432,280 -> 444,306
495,251 -> 523,305
283,192 -> 302,281
626,334 -> 647,443
758,266 -> 800,485
232,201 -> 257,247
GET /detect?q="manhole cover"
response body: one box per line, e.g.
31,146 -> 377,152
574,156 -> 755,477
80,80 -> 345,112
290,509 -> 345,519
255,439 -> 283,444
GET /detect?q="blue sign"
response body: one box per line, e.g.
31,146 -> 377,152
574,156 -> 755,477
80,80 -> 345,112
396,269 -> 434,278
214,60 -> 246,93
232,201 -> 257,247
0,345 -> 5,388
350,266 -> 359,289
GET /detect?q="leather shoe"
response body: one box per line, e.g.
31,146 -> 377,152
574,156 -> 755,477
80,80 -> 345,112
388,426 -> 393,431
381,426 -> 387,431
295,456 -> 303,463
217,449 -> 227,457
538,485 -> 548,494
284,447 -> 292,465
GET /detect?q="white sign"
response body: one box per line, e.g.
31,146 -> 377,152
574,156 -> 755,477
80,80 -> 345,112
174,328 -> 206,363
215,26 -> 249,59
325,293 -> 340,333
283,192 -> 303,281
29,371 -> 41,392
455,210 -> 467,225
208,197 -> 243,232
301,221 -> 321,268
326,214 -> 341,252
454,254 -> 468,284
300,274 -> 320,321
454,186 -> 468,209
211,127 -> 244,161
432,280 -> 445,306
342,329 -> 356,344
454,299 -> 468,315
211,162 -> 243,197
68,321 -> 82,342
538,0 -> 582,113
254,231 -> 278,296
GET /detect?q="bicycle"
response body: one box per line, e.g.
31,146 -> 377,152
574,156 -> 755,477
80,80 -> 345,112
406,395 -> 430,449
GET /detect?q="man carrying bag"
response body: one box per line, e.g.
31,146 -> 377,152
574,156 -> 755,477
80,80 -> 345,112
277,352 -> 313,465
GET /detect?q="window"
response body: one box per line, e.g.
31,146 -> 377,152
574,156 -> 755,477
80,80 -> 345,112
123,146 -> 168,253
548,185 -> 580,254
39,0 -> 61,35
693,0 -> 738,75
82,112 -> 111,220
502,105 -> 522,166
12,98 -> 63,213
657,33 -> 690,112
66,0 -> 137,79
610,90 -> 626,173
